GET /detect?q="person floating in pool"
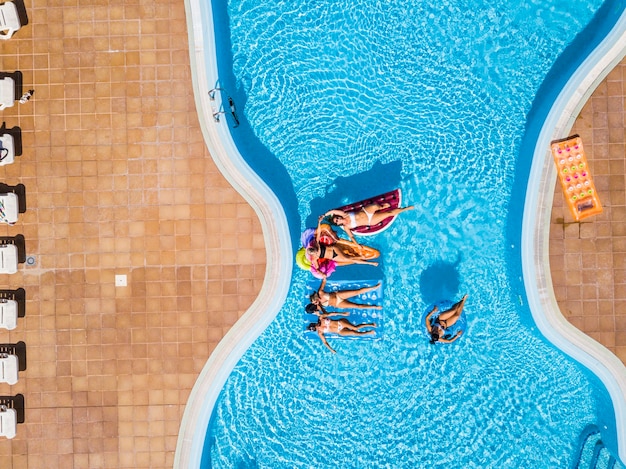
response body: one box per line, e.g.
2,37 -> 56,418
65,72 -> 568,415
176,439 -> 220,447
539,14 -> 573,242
307,314 -> 377,354
323,203 -> 414,243
305,237 -> 379,268
425,294 -> 468,344
306,277 -> 382,312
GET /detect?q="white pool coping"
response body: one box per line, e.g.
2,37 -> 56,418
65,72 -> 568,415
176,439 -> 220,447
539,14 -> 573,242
176,1 -> 626,466
174,1 -> 293,468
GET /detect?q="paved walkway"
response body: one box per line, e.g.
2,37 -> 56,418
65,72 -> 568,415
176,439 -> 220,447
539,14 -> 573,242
550,58 -> 626,365
0,2 -> 265,468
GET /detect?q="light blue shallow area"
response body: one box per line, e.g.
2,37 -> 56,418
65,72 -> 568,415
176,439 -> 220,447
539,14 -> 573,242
202,0 -> 622,467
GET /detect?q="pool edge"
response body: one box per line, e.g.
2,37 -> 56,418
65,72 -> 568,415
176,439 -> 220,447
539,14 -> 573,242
174,1 -> 293,468
522,9 -> 626,465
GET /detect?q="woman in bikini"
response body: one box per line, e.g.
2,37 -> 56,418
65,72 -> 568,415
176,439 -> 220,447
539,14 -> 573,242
306,220 -> 380,269
307,277 -> 382,311
306,243 -> 379,268
424,294 -> 468,344
306,313 -> 377,353
323,203 -> 414,242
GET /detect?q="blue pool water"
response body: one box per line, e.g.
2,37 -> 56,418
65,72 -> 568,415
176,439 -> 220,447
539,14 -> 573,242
202,0 -> 623,467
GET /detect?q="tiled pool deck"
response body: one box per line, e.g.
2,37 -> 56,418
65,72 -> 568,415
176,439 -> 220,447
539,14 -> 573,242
0,2 -> 266,467
550,61 -> 626,365
0,1 -> 622,468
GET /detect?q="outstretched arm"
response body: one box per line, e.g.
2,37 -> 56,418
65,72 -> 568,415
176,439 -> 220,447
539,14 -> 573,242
353,259 -> 378,266
314,218 -> 324,239
318,330 -> 336,353
424,306 -> 438,333
324,209 -> 348,219
317,276 -> 327,295
439,329 -> 463,344
316,213 -> 332,232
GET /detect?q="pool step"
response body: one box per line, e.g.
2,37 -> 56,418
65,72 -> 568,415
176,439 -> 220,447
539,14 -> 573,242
573,428 -> 624,469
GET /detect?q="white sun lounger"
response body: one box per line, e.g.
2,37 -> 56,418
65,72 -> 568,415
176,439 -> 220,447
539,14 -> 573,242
0,244 -> 18,273
0,76 -> 15,110
0,405 -> 16,439
0,193 -> 18,224
0,299 -> 17,330
0,2 -> 20,40
0,353 -> 18,385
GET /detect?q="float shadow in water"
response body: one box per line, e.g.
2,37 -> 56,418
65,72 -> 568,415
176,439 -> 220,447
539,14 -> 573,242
305,160 -> 403,228
419,256 -> 462,305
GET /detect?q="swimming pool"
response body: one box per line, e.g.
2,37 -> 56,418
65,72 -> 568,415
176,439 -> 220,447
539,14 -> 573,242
178,0 -> 626,467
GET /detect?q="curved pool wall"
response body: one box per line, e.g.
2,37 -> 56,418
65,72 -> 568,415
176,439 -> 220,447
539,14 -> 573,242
521,2 -> 626,463
175,1 -> 294,467
176,1 -> 626,467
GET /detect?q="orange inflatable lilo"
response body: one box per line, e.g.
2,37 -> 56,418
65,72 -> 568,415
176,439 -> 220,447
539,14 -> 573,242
296,224 -> 380,278
550,134 -> 602,222
307,224 -> 379,267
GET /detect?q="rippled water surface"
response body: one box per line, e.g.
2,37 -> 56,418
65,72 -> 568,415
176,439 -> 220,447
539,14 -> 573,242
203,0 -> 614,468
